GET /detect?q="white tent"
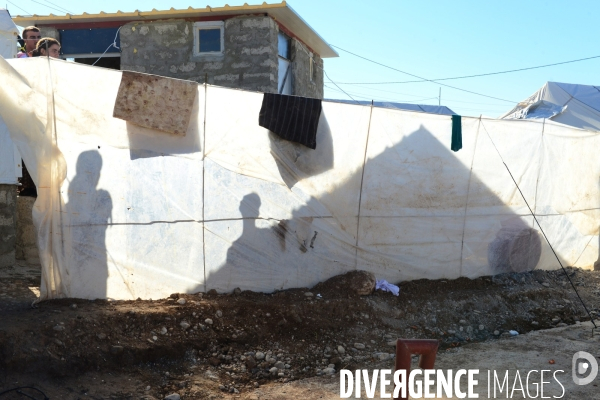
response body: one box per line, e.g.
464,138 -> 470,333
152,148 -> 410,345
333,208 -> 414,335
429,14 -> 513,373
0,9 -> 18,59
501,81 -> 600,132
1,57 -> 599,301
0,9 -> 21,185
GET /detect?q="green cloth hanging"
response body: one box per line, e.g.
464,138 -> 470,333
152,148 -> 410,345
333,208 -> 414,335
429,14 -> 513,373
451,114 -> 462,152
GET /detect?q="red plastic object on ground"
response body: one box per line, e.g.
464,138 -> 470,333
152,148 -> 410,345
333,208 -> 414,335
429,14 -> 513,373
394,339 -> 439,400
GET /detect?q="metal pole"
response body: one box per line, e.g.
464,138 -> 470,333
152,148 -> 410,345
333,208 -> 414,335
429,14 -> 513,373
438,87 -> 441,106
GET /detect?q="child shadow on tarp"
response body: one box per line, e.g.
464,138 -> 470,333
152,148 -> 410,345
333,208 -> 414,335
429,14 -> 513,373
65,150 -> 112,299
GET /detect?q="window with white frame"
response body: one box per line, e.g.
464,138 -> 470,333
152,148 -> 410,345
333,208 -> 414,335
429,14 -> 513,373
193,21 -> 224,56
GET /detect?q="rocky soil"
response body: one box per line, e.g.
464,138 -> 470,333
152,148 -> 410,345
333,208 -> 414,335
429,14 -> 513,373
0,265 -> 599,399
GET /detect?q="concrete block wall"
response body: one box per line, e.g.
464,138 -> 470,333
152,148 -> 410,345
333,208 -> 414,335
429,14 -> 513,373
38,27 -> 59,40
120,16 -> 279,93
16,196 -> 39,264
291,38 -> 324,99
0,185 -> 16,268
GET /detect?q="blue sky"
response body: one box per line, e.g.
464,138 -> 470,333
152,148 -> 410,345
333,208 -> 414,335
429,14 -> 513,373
7,0 -> 600,117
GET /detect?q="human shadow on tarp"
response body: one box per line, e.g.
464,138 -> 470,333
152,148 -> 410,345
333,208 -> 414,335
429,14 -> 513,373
202,121 -> 560,293
65,150 -> 112,299
201,192 -> 324,293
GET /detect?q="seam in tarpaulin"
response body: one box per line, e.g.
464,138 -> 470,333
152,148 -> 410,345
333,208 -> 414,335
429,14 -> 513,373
458,116 -> 481,276
202,81 -> 207,293
354,100 -> 374,267
532,119 -> 545,230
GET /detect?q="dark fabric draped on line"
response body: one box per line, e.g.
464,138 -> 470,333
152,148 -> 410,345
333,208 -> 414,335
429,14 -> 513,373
258,93 -> 322,150
451,114 -> 462,152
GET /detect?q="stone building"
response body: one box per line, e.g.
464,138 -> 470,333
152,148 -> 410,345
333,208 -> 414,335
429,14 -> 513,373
13,2 -> 338,99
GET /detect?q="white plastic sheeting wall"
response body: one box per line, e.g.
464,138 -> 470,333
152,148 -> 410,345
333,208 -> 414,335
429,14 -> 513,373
1,57 -> 599,301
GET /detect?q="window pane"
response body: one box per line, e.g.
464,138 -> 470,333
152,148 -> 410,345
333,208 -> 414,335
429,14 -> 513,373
199,28 -> 221,53
278,32 -> 290,59
278,58 -> 292,94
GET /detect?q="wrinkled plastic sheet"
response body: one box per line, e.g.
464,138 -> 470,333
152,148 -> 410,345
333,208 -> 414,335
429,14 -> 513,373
0,57 -> 599,301
501,82 -> 600,132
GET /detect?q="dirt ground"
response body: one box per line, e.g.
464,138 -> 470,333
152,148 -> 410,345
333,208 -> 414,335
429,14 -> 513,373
1,263 -> 599,400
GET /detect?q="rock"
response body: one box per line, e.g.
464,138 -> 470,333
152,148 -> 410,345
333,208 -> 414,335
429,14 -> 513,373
532,321 -> 539,326
269,367 -> 278,374
245,356 -> 257,369
53,325 -> 65,332
160,327 -> 168,335
274,361 -> 285,370
323,367 -> 336,374
542,282 -> 550,287
337,345 -> 346,354
387,341 -> 396,347
110,345 -> 124,355
97,333 -> 107,340
304,292 -> 314,297
459,320 -> 467,324
216,310 -> 223,318
164,394 -> 180,400
180,321 -> 191,330
70,304 -> 77,309
478,325 -> 485,331
354,343 -> 365,350
330,356 -> 342,370
448,330 -> 456,335
177,298 -> 186,305
233,287 -> 241,295
205,318 -> 213,325
204,370 -> 219,381
208,357 -> 221,366
312,270 -> 376,296
494,330 -> 500,336
255,351 -> 265,360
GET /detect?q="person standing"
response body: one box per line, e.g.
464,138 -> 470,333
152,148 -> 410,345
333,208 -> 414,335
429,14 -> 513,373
32,37 -> 61,58
17,26 -> 40,58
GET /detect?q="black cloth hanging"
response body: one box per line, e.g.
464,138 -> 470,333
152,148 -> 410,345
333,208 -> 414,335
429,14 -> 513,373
451,114 -> 462,152
258,93 -> 322,150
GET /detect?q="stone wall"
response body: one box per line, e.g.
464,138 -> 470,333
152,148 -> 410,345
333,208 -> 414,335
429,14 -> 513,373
0,185 -> 16,268
15,196 -> 39,264
120,16 -> 279,93
38,27 -> 60,40
291,38 -> 324,99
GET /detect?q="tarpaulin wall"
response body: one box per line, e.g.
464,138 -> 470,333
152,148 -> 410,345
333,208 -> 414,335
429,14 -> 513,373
1,57 -> 599,301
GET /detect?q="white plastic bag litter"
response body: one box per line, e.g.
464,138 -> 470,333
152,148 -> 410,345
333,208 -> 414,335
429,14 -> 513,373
376,280 -> 400,296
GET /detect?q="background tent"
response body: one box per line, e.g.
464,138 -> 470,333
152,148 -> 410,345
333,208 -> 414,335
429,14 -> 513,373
501,81 -> 600,132
325,99 -> 455,116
